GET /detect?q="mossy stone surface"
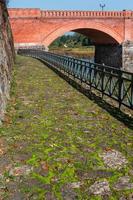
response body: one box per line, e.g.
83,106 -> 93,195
0,55 -> 132,199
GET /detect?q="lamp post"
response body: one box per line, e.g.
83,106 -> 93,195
100,4 -> 106,11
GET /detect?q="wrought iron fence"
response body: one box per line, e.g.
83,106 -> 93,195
18,49 -> 133,110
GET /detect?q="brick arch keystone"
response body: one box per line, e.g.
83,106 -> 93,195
42,21 -> 123,47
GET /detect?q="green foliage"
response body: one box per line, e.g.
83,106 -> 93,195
27,154 -> 39,167
3,0 -> 9,6
50,32 -> 92,48
32,171 -> 55,184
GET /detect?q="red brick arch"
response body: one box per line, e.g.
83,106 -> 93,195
42,21 -> 123,47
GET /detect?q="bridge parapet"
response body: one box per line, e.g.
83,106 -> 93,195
41,10 -> 133,18
8,8 -> 41,18
8,9 -> 133,19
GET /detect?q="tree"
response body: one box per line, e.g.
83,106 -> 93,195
50,32 -> 92,48
1,0 -> 9,5
5,0 -> 9,6
0,1 -> 8,7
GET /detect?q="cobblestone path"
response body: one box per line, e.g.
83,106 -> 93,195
0,56 -> 133,200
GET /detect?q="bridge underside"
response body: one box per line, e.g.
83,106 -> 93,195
74,28 -> 118,44
70,28 -> 122,68
95,44 -> 122,68
94,42 -> 133,72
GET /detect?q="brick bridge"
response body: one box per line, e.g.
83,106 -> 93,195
8,8 -> 133,71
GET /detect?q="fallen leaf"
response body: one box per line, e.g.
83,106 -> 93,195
40,161 -> 49,172
104,147 -> 113,152
0,148 -> 4,155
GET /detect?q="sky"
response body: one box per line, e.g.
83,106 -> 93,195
9,0 -> 133,11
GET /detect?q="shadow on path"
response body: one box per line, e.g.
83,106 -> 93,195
39,59 -> 133,130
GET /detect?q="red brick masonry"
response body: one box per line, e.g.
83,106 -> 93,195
8,9 -> 133,47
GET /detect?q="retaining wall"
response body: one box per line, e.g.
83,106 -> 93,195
0,1 -> 14,121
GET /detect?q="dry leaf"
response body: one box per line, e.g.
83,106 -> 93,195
40,161 -> 49,172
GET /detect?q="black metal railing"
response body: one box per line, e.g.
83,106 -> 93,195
18,49 -> 133,110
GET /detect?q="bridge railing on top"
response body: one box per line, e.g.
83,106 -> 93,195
8,9 -> 133,18
41,10 -> 133,18
18,49 -> 133,110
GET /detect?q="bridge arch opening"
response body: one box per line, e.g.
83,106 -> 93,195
42,21 -> 123,47
48,28 -> 121,48
49,31 -> 95,62
41,21 -> 123,68
44,23 -> 122,68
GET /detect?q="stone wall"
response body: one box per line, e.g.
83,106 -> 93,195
95,44 -> 122,68
0,1 -> 14,121
122,41 -> 133,72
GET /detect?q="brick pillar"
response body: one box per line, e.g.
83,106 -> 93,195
122,41 -> 133,72
124,11 -> 132,42
95,44 -> 122,68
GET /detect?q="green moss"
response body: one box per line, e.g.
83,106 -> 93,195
0,55 -> 132,199
32,171 -> 55,185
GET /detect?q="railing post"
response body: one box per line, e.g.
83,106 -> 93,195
89,63 -> 93,91
131,74 -> 133,109
101,66 -> 105,99
118,70 -> 123,109
80,60 -> 83,84
73,58 -> 76,79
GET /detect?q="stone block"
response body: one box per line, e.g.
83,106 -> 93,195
122,41 -> 133,72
